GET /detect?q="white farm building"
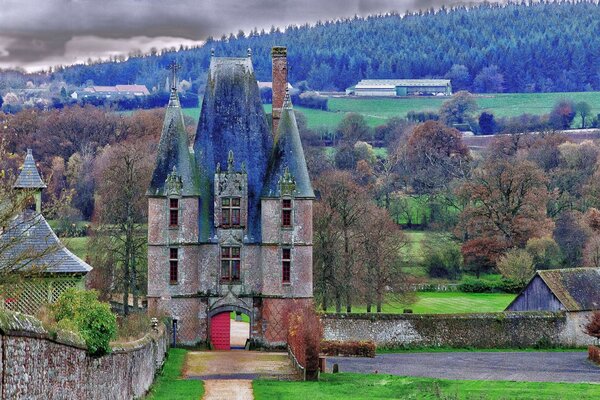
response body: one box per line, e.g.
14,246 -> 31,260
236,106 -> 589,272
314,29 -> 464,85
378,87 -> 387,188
348,79 -> 452,97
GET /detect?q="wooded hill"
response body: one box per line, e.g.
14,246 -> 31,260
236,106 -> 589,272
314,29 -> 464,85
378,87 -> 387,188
49,1 -> 600,94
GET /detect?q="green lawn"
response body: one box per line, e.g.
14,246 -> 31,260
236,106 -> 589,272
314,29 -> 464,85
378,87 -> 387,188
253,373 -> 600,400
146,349 -> 203,400
324,292 -> 515,314
63,237 -> 89,260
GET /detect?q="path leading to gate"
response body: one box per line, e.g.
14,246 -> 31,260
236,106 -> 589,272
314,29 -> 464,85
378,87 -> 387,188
327,352 -> 600,383
184,351 -> 299,400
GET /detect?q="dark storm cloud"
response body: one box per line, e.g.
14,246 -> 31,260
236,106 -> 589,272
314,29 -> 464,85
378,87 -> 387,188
0,0 -> 494,71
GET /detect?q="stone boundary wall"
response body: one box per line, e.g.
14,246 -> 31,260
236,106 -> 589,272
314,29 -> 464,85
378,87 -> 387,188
322,311 -> 595,348
0,310 -> 168,400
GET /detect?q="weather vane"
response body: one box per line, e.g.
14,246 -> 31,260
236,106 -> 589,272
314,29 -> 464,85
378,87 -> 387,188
168,61 -> 181,91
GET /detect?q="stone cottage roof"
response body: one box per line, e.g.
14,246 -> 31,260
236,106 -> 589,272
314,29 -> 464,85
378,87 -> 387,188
14,149 -> 46,189
263,93 -> 315,198
194,56 -> 273,242
0,210 -> 91,275
147,89 -> 199,197
536,268 -> 600,311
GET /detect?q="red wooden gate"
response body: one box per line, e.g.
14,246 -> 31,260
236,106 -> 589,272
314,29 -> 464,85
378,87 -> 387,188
210,312 -> 231,350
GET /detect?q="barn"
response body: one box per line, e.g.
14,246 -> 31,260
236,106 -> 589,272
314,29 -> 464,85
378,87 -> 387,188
348,79 -> 452,97
505,268 -> 600,312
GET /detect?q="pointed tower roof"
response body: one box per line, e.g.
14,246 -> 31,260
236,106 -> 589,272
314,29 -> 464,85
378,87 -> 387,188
14,149 -> 46,189
263,92 -> 315,198
147,87 -> 199,197
194,54 -> 273,242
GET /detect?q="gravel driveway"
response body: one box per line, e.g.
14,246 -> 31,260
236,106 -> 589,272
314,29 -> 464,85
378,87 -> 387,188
327,352 -> 600,383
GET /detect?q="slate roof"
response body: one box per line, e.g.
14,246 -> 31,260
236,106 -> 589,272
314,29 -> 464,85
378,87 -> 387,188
536,268 -> 600,311
147,89 -> 200,197
14,149 -> 46,189
0,210 -> 91,275
194,56 -> 273,242
263,94 -> 315,198
355,79 -> 451,89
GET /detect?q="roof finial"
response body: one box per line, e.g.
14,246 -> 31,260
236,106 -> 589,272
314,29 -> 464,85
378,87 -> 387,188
247,48 -> 252,58
168,61 -> 181,92
227,150 -> 235,173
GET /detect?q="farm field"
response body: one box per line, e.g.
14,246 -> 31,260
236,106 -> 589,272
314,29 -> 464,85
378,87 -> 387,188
172,92 -> 600,130
324,292 -> 515,314
63,237 -> 88,259
253,373 -> 600,400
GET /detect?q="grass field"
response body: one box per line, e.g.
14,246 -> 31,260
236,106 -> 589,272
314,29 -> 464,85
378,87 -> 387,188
63,237 -> 88,260
254,373 -> 600,400
146,349 -> 203,400
324,292 -> 515,314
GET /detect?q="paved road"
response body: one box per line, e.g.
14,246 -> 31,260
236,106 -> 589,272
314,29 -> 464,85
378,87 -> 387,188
327,352 -> 600,383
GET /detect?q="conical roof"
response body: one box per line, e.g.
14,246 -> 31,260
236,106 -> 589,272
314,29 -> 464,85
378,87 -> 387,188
14,149 -> 46,189
194,55 -> 273,242
0,210 -> 91,274
147,89 -> 199,196
263,94 -> 314,198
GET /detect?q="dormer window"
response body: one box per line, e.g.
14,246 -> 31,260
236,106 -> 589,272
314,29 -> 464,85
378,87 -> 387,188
282,199 -> 292,228
221,197 -> 241,228
169,198 -> 179,227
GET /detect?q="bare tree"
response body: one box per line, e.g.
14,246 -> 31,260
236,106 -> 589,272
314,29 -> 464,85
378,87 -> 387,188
91,141 -> 153,315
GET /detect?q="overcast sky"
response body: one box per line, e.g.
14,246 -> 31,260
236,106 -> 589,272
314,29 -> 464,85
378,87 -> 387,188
0,0 -> 494,72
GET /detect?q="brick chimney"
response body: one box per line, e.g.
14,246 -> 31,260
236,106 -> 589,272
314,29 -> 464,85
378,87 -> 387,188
271,46 -> 287,135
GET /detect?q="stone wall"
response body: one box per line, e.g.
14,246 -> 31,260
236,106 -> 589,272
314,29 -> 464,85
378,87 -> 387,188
0,310 -> 168,400
322,311 -> 595,348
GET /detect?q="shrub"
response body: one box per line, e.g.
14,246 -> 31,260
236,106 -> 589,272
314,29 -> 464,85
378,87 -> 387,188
458,278 -> 494,293
51,288 -> 117,356
287,300 -> 322,381
74,302 -> 117,355
589,345 -> 600,364
116,313 -> 152,341
321,340 -> 376,358
422,235 -> 463,280
496,248 -> 535,286
584,311 -> 600,341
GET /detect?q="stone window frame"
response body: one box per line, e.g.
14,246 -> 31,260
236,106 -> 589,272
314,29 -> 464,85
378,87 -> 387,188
282,247 -> 292,284
168,197 -> 180,228
169,247 -> 179,285
281,197 -> 293,229
220,246 -> 241,284
221,197 -> 242,228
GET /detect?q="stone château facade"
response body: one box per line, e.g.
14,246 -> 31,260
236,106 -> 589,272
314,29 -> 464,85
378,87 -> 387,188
146,47 -> 314,347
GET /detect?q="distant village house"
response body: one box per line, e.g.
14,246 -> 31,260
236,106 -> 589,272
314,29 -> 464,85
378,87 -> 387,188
71,84 -> 150,100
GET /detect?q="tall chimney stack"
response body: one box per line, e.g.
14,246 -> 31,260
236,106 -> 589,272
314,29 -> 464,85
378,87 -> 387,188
271,46 -> 287,135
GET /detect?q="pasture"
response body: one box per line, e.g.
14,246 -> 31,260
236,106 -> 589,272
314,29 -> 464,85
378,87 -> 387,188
323,292 -> 515,314
183,91 -> 600,130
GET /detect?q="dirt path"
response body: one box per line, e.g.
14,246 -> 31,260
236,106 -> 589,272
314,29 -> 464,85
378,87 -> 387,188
202,379 -> 254,400
185,351 -> 299,380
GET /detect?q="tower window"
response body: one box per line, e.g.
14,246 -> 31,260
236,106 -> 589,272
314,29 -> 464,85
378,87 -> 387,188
169,198 -> 179,227
169,248 -> 178,284
221,246 -> 241,282
221,197 -> 241,228
282,248 -> 291,284
282,199 -> 292,228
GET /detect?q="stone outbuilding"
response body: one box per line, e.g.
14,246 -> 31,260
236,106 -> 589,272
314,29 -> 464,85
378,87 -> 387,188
146,47 -> 314,348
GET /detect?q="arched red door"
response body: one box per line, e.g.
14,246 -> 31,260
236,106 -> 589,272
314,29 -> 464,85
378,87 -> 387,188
210,312 -> 231,350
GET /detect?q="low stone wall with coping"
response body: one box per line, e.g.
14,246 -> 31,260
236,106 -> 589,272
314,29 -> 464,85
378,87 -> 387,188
0,310 -> 168,400
322,311 -> 595,348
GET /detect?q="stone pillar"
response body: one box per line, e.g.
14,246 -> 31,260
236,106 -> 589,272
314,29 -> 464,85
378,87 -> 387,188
271,46 -> 287,136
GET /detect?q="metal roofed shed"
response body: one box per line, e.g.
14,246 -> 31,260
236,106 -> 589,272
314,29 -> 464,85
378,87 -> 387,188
350,79 -> 452,97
